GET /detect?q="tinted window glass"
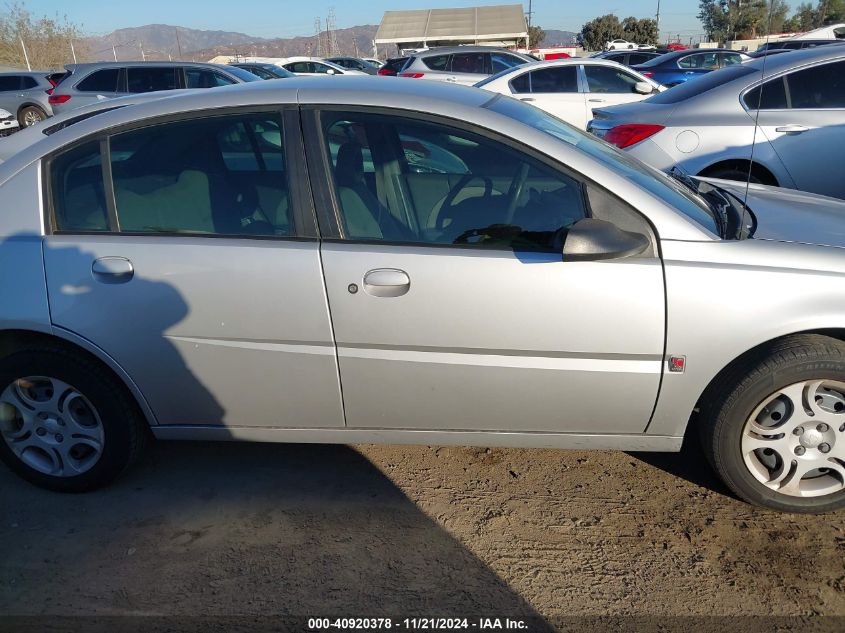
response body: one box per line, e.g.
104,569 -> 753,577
21,76 -> 38,89
509,72 -> 531,93
109,114 -> 291,236
0,76 -> 20,91
312,63 -> 335,74
421,54 -> 450,71
585,65 -> 640,93
451,53 -> 487,74
677,52 -> 719,69
786,61 -> 845,108
484,96 -> 719,235
285,62 -> 311,73
185,68 -> 234,88
646,64 -> 757,104
51,141 -> 109,232
744,77 -> 788,110
323,112 -> 588,251
76,68 -> 120,92
491,52 -> 526,74
242,66 -> 272,79
530,67 -> 578,93
127,67 -> 178,93
628,53 -> 653,65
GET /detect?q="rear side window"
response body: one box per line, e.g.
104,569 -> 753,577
0,76 -> 19,91
21,76 -> 37,89
127,67 -> 179,93
677,52 -> 718,69
628,53 -> 653,65
743,77 -> 788,110
421,54 -> 450,71
76,69 -> 121,93
50,141 -> 109,232
530,67 -> 579,93
509,72 -> 531,93
451,53 -> 487,74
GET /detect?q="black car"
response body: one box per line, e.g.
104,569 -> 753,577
324,57 -> 378,75
377,56 -> 410,76
230,63 -> 294,80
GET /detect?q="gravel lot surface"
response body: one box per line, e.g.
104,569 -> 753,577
1,437 -> 844,630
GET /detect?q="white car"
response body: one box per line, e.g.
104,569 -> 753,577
475,59 -> 664,130
605,39 -> 652,51
0,108 -> 20,135
280,57 -> 367,77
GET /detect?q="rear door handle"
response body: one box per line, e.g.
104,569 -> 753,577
519,97 -> 535,102
362,268 -> 410,298
775,124 -> 809,134
588,98 -> 606,103
92,256 -> 134,283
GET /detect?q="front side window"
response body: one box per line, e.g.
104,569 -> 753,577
285,62 -> 310,73
491,53 -> 526,74
51,113 -> 292,237
628,53 -> 653,65
312,63 -> 335,74
786,61 -> 845,108
451,53 -> 487,74
127,67 -> 179,93
185,68 -> 235,88
678,53 -> 718,69
721,52 -> 743,66
322,112 -> 588,251
530,67 -> 579,93
76,68 -> 121,93
584,65 -> 640,93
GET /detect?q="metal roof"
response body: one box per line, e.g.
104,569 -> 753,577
375,4 -> 528,45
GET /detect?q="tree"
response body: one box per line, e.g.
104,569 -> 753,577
697,0 -> 773,42
528,25 -> 546,48
622,17 -> 659,46
579,14 -> 624,51
0,3 -> 86,70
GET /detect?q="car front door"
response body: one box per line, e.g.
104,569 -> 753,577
676,52 -> 719,83
512,66 -> 587,128
42,109 -> 344,428
306,108 -> 665,434
752,60 -> 845,199
583,64 -> 652,119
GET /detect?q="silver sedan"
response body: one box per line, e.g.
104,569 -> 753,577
1,77 -> 845,513
588,46 -> 845,200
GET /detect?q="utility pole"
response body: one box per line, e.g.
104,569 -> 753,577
656,0 -> 661,42
70,39 -> 77,63
526,0 -> 533,29
112,44 -> 117,61
19,37 -> 30,71
175,26 -> 183,60
140,42 -> 146,61
314,17 -> 323,57
327,7 -> 339,57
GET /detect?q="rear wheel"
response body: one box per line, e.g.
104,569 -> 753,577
701,335 -> 845,513
0,347 -> 147,492
18,105 -> 46,128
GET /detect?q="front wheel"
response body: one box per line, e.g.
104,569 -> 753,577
701,334 -> 845,513
0,346 -> 148,492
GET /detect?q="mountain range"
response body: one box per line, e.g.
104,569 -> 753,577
81,24 -> 580,62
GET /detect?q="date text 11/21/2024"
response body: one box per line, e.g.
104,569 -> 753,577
307,618 -> 530,630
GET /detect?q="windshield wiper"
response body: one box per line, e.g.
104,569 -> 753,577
667,168 -> 727,237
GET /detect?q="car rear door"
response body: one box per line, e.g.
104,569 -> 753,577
512,66 -> 588,128
305,107 -> 665,434
42,108 -> 344,429
448,52 -> 489,85
752,59 -> 845,199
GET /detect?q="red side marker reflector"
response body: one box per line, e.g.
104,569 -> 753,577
668,356 -> 686,373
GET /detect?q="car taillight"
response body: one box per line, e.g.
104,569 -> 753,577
377,68 -> 393,76
642,71 -> 655,78
399,72 -> 424,78
48,94 -> 71,104
605,124 -> 664,149
46,88 -> 53,95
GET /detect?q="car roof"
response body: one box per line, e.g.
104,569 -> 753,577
0,71 -> 50,77
744,44 -> 845,77
64,61 -> 228,72
412,46 -> 529,56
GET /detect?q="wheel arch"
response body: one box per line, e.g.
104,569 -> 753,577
0,328 -> 158,427
698,159 -> 779,186
690,328 -> 845,429
15,102 -> 47,116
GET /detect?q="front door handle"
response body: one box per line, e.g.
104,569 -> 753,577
362,268 -> 410,298
588,98 -> 606,103
92,256 -> 134,283
775,124 -> 809,134
519,97 -> 535,102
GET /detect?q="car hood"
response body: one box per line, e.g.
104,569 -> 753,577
700,178 -> 845,248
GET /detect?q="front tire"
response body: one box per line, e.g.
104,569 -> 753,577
701,335 -> 845,513
0,346 -> 147,492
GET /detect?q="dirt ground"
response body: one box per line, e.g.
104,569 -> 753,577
1,436 -> 844,630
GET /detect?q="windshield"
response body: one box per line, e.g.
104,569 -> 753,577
483,95 -> 719,234
646,64 -> 757,104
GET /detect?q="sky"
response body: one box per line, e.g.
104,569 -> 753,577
26,0 -> 804,42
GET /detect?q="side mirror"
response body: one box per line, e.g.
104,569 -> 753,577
634,81 -> 653,95
327,68 -> 337,75
562,218 -> 649,261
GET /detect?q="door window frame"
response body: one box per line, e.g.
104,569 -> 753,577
301,105 -> 658,253
740,59 -> 845,113
42,106 -> 319,240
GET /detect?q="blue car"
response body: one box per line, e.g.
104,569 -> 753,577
631,48 -> 749,86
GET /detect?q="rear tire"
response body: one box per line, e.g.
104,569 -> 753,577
17,105 -> 46,128
700,334 -> 845,513
0,346 -> 148,492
